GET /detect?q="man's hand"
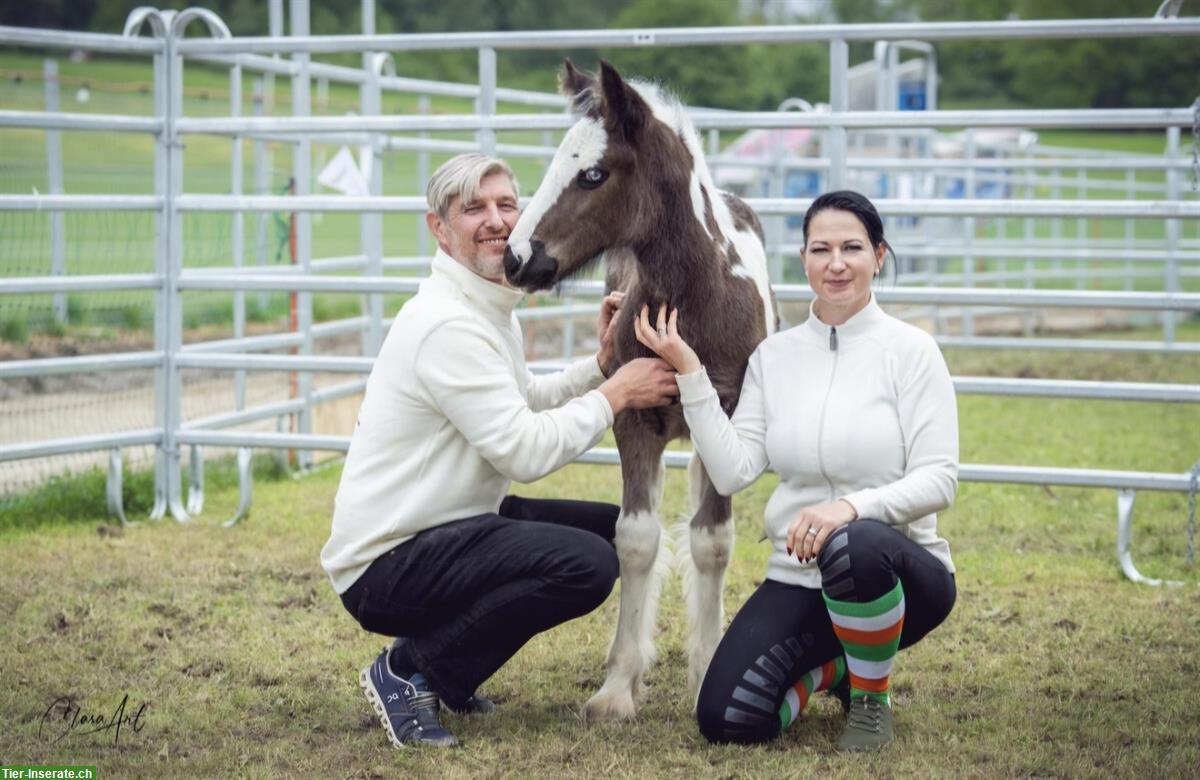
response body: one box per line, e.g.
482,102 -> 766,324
598,357 -> 679,415
786,500 -> 858,563
596,291 -> 625,377
634,304 -> 702,375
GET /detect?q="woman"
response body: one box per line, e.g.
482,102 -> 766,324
635,191 -> 958,752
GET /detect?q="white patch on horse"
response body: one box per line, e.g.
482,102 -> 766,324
728,227 -> 776,335
630,82 -> 775,335
507,117 -> 607,263
688,171 -> 713,242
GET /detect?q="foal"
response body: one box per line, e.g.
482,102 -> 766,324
504,61 -> 777,720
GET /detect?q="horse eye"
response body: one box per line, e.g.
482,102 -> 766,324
577,167 -> 608,190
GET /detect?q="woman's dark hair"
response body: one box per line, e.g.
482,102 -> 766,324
801,190 -> 896,276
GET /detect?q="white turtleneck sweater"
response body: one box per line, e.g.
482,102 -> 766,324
321,250 -> 613,594
676,296 -> 957,589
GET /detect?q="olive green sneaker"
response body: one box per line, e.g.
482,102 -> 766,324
837,696 -> 893,752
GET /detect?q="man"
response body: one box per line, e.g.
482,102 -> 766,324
321,153 -> 678,748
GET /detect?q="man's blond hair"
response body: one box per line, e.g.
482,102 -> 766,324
426,153 -> 519,219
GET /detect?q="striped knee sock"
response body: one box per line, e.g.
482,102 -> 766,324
778,656 -> 846,731
823,580 -> 905,706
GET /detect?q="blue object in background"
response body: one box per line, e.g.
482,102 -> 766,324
783,170 -> 820,228
898,80 -> 926,111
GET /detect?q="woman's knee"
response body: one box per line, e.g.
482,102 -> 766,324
817,519 -> 893,568
695,676 -> 778,745
817,519 -> 900,598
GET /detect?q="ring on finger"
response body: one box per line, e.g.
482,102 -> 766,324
807,527 -> 818,536
657,328 -> 667,337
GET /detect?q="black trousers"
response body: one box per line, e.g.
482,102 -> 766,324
339,495 -> 619,708
696,519 -> 956,744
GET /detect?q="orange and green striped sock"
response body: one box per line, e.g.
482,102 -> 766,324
823,580 -> 905,706
778,656 -> 846,731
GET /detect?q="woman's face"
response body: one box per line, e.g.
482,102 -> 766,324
802,208 -> 885,325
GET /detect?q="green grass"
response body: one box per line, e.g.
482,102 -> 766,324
1,341 -> 1198,777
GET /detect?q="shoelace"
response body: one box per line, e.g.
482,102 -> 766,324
410,690 -> 445,729
846,698 -> 883,734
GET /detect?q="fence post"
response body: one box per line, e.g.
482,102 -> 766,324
360,0 -> 384,358
962,128 -> 976,338
1124,167 -> 1135,292
231,64 -> 246,416
164,17 -> 189,521
417,94 -> 431,258
252,75 -> 270,312
44,59 -> 67,327
1075,166 -> 1087,290
1023,147 -> 1035,335
1164,125 -> 1181,344
767,138 -> 784,284
263,0 -> 283,324
827,39 -> 848,192
150,31 -> 170,520
478,47 -> 497,155
290,0 -> 314,470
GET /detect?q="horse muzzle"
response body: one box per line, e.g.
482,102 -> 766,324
503,239 -> 559,291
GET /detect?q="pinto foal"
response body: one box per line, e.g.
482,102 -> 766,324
504,60 -> 777,720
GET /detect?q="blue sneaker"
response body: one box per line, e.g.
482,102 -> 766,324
387,638 -> 496,716
359,648 -> 458,748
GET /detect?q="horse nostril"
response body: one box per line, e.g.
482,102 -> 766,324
503,245 -> 521,280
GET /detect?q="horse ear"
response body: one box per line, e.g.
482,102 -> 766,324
598,60 -> 646,143
560,59 -> 591,98
560,58 -> 598,118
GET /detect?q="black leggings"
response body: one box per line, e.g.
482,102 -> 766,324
696,519 -> 956,744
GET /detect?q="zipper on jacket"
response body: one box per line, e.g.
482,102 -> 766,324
815,329 -> 840,502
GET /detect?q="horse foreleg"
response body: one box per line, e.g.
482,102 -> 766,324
682,457 -> 734,703
584,431 -> 666,722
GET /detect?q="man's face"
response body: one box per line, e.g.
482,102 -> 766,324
427,172 -> 520,285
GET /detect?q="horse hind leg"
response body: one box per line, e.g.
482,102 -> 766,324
584,425 -> 668,722
680,455 -> 734,703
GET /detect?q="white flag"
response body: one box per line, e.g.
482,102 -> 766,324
317,146 -> 369,197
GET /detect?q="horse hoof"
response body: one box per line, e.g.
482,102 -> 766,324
583,689 -> 637,722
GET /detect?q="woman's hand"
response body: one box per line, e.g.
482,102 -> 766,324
596,291 -> 625,377
786,500 -> 858,563
634,303 -> 702,375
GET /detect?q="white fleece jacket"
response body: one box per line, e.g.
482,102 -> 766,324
677,296 -> 957,589
321,250 -> 613,594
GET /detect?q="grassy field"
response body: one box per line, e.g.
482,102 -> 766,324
1,334 -> 1199,777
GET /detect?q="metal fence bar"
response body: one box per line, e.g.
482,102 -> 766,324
176,430 -> 349,451
578,449 -> 1198,492
227,272 -> 1200,310
0,195 -> 161,211
181,331 -> 305,354
184,377 -> 367,431
934,336 -> 1200,355
0,430 -> 163,463
174,353 -> 374,372
166,193 -> 1200,219
0,274 -> 162,294
0,352 -> 163,379
0,110 -> 162,133
950,377 -> 1200,403
174,271 -> 1200,309
174,18 -> 1200,56
172,107 -> 1199,136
